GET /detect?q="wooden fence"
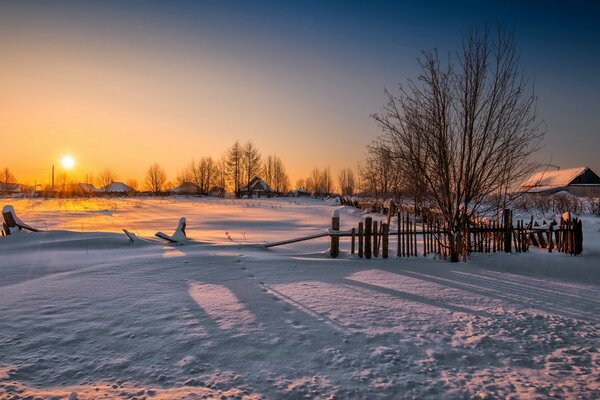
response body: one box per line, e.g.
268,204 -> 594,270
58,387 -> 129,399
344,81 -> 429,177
264,208 -> 584,259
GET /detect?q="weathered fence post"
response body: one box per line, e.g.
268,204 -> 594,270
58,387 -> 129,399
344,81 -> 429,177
575,219 -> 583,255
365,216 -> 372,259
358,222 -> 364,258
373,220 -> 379,258
351,227 -> 356,255
330,209 -> 340,258
382,223 -> 389,258
503,209 -> 512,253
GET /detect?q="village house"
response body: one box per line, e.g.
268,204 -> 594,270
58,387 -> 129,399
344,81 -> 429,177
98,181 -> 137,195
521,166 -> 600,196
172,181 -> 200,195
241,177 -> 272,198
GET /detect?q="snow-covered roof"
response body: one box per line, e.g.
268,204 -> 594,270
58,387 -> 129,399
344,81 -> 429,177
78,183 -> 98,192
99,182 -> 135,193
521,167 -> 588,192
173,182 -> 199,193
245,177 -> 272,192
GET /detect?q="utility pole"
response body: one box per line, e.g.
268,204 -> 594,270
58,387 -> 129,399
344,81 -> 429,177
52,164 -> 55,196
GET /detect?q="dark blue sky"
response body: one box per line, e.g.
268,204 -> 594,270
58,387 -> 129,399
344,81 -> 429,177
1,1 -> 599,180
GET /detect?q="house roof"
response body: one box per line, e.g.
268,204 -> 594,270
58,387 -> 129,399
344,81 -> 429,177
521,167 -> 591,192
78,183 -> 98,192
245,177 -> 272,192
100,182 -> 135,192
173,181 -> 199,193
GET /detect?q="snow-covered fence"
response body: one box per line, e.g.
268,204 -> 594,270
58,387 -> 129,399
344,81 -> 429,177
264,208 -> 583,259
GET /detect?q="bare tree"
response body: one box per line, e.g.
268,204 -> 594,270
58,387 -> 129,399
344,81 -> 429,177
125,179 -> 139,191
214,156 -> 228,196
295,178 -> 307,191
1,167 -> 16,194
97,168 -> 117,192
308,168 -> 321,195
241,141 -> 262,197
272,155 -> 290,195
359,146 -> 404,199
263,155 -> 275,189
197,156 -> 217,194
338,168 -> 356,196
263,154 -> 289,195
145,163 -> 167,194
321,166 -> 333,195
227,141 -> 243,197
371,25 -> 543,262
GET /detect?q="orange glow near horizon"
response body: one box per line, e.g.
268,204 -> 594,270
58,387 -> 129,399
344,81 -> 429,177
0,21 -> 373,188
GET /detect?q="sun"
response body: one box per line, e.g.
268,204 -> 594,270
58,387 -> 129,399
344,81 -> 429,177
61,155 -> 75,169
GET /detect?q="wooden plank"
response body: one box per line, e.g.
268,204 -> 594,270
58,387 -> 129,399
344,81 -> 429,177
358,222 -> 364,258
264,231 -> 329,248
365,216 -> 372,259
382,223 -> 389,259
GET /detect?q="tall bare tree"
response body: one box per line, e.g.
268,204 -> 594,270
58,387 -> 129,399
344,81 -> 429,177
227,141 -> 243,197
1,167 -> 16,194
263,154 -> 289,195
371,25 -> 543,262
241,141 -> 262,197
272,156 -> 290,195
145,163 -> 167,194
322,166 -> 333,195
338,168 -> 356,196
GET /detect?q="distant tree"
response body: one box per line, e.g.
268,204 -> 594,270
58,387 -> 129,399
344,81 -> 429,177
359,146 -> 401,199
241,141 -> 262,197
176,165 -> 193,186
1,167 -> 16,194
125,179 -> 139,191
308,168 -> 321,195
263,155 -> 275,189
272,156 -> 290,194
84,173 -> 95,186
216,156 -> 227,189
263,154 -> 289,195
295,178 -> 307,191
145,163 -> 167,194
321,166 -> 333,195
198,156 -> 217,194
227,141 -> 243,197
338,168 -> 356,196
371,25 -> 543,262
97,168 -> 117,192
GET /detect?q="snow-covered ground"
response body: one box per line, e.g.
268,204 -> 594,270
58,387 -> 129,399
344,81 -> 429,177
1,197 -> 599,399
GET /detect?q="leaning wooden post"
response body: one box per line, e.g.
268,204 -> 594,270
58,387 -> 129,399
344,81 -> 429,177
351,227 -> 356,255
358,222 -> 364,258
382,223 -> 389,258
364,216 -> 372,259
330,209 -> 340,258
503,209 -> 512,253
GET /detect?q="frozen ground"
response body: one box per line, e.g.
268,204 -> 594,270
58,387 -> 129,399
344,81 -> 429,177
1,197 -> 599,399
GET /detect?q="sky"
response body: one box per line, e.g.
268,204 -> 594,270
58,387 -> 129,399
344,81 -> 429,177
1,0 -> 599,186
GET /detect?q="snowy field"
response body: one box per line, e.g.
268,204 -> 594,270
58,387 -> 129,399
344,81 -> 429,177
1,197 -> 599,399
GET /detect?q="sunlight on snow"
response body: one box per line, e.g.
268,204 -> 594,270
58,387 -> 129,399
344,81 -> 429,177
163,248 -> 186,258
188,282 -> 259,334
